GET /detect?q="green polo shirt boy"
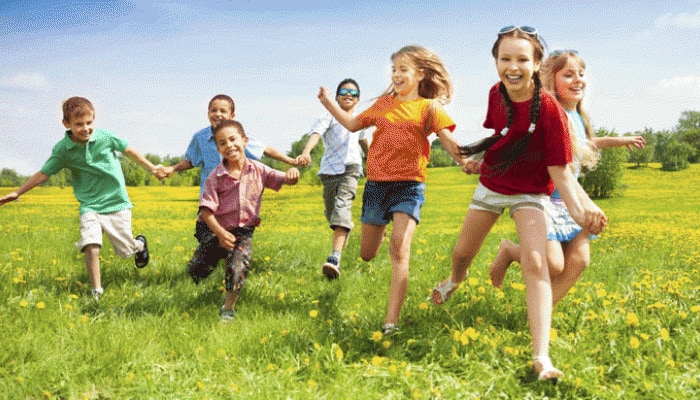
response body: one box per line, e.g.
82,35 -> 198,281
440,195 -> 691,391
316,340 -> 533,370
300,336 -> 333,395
41,129 -> 133,215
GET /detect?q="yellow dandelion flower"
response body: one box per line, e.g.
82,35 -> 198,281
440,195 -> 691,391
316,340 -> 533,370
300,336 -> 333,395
307,379 -> 317,389
660,328 -> 670,341
264,256 -> 271,261
65,304 -> 73,312
70,294 -> 79,299
196,381 -> 205,389
371,356 -> 386,366
372,331 -> 383,342
468,277 -> 478,286
278,292 -> 285,301
335,346 -> 344,360
690,305 -> 700,313
419,302 -> 428,310
625,312 -> 640,327
407,339 -> 417,345
550,329 -> 558,341
388,365 -> 398,375
81,315 -> 90,323
629,336 -> 640,349
309,309 -> 318,318
19,300 -> 28,308
510,282 -> 525,291
597,288 -> 607,297
465,327 -> 479,340
383,340 -> 392,349
666,359 -> 676,369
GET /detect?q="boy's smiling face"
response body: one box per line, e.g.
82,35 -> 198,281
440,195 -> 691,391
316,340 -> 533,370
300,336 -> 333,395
63,112 -> 95,143
208,99 -> 235,129
215,126 -> 248,164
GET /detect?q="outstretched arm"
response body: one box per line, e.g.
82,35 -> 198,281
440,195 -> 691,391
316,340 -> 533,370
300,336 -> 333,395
297,133 -> 321,167
318,87 -> 362,132
157,159 -> 194,179
0,171 -> 50,206
123,146 -> 161,179
592,135 -> 646,150
263,146 -> 298,166
436,128 -> 467,168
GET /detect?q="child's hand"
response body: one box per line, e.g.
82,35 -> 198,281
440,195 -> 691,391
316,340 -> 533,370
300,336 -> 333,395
217,231 -> 237,251
0,192 -> 19,206
296,153 -> 311,167
583,202 -> 607,235
318,87 -> 332,106
625,136 -> 646,150
154,165 -> 174,179
461,159 -> 482,175
285,168 -> 300,185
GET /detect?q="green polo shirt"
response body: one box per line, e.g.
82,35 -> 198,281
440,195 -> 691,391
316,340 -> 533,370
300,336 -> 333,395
41,129 -> 133,215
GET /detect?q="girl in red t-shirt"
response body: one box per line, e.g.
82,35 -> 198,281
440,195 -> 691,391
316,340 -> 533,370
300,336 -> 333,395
430,27 -> 607,380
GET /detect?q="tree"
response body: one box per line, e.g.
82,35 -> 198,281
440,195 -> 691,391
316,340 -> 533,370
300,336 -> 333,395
579,128 -> 627,199
660,139 -> 695,171
0,168 -> 24,187
119,155 -> 146,186
627,129 -> 655,167
428,139 -> 458,167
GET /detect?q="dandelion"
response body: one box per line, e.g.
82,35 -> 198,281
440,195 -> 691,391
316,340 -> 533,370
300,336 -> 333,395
625,312 -> 640,327
371,356 -> 386,366
383,340 -> 392,349
510,282 -> 525,291
388,365 -> 398,375
660,328 -> 670,341
309,309 -> 318,318
550,328 -> 558,341
334,345 -> 344,360
690,305 -> 700,313
19,300 -> 28,308
307,379 -> 317,389
278,292 -> 285,301
629,336 -> 640,349
81,315 -> 90,323
419,302 -> 428,310
468,277 -> 478,286
371,331 -> 383,342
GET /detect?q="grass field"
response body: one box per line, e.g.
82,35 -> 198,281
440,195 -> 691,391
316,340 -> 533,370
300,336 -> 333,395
0,164 -> 698,399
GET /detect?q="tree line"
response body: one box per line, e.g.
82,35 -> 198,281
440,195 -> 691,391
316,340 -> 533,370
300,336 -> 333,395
2,111 -> 698,197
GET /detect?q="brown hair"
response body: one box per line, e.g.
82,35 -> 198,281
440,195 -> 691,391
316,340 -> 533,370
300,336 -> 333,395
62,97 -> 94,122
383,45 -> 453,104
209,94 -> 235,113
213,119 -> 246,139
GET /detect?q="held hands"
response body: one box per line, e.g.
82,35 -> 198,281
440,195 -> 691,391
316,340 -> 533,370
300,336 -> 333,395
296,153 -> 312,167
153,165 -> 174,180
580,201 -> 608,235
285,167 -> 300,185
461,158 -> 482,175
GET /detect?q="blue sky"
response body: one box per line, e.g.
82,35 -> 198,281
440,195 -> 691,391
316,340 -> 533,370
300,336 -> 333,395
1,0 -> 699,175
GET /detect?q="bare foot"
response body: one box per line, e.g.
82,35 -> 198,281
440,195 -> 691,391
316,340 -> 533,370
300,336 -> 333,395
489,240 -> 516,288
533,356 -> 564,381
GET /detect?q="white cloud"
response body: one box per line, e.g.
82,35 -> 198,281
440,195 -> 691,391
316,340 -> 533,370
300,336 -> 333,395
1,73 -> 50,90
654,9 -> 700,30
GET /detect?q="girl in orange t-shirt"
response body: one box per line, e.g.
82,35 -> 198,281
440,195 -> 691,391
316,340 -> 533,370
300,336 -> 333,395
318,45 -> 465,336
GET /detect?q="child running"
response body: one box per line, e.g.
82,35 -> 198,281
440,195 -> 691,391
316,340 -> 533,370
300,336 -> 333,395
185,120 -> 299,321
430,27 -> 607,380
318,45 -> 465,336
0,97 -> 157,300
489,49 -> 646,303
296,78 -> 369,280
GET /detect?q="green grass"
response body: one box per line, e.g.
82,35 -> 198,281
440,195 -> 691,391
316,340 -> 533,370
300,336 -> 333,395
1,164 -> 698,399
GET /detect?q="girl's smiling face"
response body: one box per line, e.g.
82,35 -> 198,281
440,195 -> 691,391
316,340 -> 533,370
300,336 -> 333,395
496,36 -> 541,102
391,54 -> 424,100
215,126 -> 248,164
554,59 -> 586,111
208,99 -> 235,129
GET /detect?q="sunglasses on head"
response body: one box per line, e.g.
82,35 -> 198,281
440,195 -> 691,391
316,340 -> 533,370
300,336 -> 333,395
550,49 -> 579,57
499,25 -> 538,37
337,88 -> 359,97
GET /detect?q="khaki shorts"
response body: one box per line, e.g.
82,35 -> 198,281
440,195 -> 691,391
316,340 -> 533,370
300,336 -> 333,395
76,210 -> 144,257
469,182 -> 547,218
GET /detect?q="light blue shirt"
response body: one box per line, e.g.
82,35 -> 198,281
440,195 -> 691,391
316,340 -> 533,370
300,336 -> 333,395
551,110 -> 587,200
308,111 -> 366,175
184,125 -> 266,196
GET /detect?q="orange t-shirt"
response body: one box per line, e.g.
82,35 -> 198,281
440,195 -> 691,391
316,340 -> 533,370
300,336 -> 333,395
357,95 -> 455,182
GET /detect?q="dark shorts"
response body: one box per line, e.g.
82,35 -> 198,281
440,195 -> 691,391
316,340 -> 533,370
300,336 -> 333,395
188,222 -> 254,292
361,180 -> 426,225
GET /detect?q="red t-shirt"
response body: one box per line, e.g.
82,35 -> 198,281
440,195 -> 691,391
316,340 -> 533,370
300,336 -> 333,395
480,83 -> 572,195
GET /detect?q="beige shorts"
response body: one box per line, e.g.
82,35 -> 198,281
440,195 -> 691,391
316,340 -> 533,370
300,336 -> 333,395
76,209 -> 144,257
469,182 -> 547,217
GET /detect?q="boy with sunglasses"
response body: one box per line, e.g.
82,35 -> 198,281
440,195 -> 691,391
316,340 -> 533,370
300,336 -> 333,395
297,79 -> 369,280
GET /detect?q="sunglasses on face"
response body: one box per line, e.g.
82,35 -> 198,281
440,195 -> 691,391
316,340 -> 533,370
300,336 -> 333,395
337,88 -> 359,97
499,25 -> 538,37
550,49 -> 579,57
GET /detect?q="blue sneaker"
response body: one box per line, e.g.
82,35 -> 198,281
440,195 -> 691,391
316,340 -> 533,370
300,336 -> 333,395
322,255 -> 340,280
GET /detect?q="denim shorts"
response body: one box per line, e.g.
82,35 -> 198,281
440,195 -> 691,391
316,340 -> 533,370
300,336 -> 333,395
469,182 -> 547,217
361,180 -> 425,225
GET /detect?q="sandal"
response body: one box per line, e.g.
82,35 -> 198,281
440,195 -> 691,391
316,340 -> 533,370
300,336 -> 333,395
134,235 -> 149,268
533,355 -> 563,381
382,323 -> 400,337
431,279 -> 458,305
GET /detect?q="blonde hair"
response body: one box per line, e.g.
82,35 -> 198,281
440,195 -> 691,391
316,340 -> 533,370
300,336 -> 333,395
540,51 -> 599,169
383,45 -> 452,104
62,96 -> 94,122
